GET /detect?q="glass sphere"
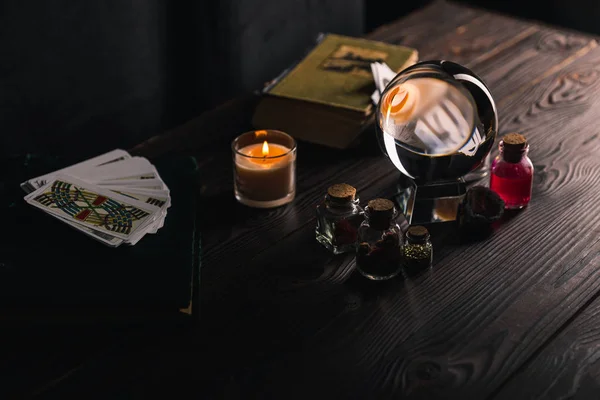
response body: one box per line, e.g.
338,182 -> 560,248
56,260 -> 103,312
376,60 -> 498,182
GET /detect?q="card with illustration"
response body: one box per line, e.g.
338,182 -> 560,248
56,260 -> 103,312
26,175 -> 160,240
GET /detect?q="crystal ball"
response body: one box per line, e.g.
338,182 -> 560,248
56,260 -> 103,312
376,60 -> 498,182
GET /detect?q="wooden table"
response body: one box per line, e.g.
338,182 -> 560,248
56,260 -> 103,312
12,1 -> 600,398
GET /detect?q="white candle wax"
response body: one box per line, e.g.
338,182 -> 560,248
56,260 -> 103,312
235,142 -> 295,202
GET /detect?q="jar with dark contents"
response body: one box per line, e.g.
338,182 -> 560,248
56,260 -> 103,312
402,226 -> 433,272
356,198 -> 403,280
315,183 -> 364,254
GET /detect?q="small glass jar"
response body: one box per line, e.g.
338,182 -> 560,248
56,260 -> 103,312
490,133 -> 534,209
316,183 -> 364,254
356,198 -> 403,280
401,225 -> 433,272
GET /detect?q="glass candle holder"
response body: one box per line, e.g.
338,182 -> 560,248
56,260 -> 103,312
232,129 -> 297,208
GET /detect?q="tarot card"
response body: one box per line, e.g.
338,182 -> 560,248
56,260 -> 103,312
96,178 -> 166,190
97,172 -> 160,184
107,187 -> 170,205
109,187 -> 170,196
145,216 -> 166,234
109,189 -> 170,209
54,215 -> 124,247
106,187 -> 170,234
96,165 -> 164,185
67,157 -> 155,183
25,175 -> 161,240
20,149 -> 131,193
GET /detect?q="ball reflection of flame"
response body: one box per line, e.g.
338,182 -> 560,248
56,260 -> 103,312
381,77 -> 476,156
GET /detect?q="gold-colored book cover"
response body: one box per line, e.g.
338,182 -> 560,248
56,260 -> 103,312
266,33 -> 418,113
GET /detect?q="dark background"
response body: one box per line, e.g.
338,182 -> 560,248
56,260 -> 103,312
0,0 -> 598,157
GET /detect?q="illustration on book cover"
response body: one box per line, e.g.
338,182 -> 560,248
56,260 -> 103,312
320,45 -> 388,77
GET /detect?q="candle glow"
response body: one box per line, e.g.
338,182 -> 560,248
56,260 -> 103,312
233,130 -> 297,207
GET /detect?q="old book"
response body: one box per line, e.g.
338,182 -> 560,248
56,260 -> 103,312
252,33 -> 418,149
0,154 -> 200,321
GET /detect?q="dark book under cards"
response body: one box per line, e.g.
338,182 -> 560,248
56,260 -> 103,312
0,153 -> 200,321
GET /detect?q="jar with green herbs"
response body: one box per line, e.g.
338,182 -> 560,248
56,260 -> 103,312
402,226 -> 433,272
356,198 -> 403,281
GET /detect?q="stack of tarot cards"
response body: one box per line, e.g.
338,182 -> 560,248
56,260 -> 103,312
21,149 -> 170,247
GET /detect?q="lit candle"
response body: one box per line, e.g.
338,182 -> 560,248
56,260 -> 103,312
232,130 -> 296,208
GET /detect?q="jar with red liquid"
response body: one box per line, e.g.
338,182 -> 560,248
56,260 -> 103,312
490,133 -> 534,209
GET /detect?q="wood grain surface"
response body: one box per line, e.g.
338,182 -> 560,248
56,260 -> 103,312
183,3 -> 600,399
21,1 -> 600,399
494,294 -> 600,400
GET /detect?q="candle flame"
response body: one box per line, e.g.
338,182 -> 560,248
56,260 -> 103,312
262,140 -> 269,156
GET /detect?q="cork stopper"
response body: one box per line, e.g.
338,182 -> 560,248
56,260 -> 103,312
407,225 -> 430,241
327,183 -> 357,203
368,198 -> 394,215
502,133 -> 527,151
366,198 -> 395,229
